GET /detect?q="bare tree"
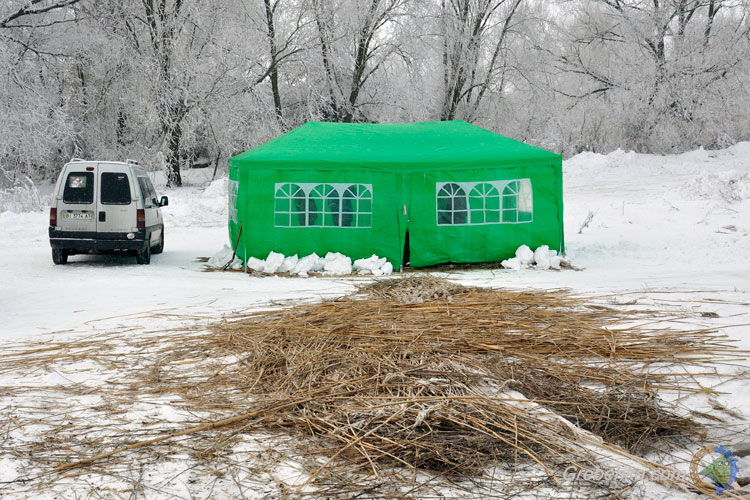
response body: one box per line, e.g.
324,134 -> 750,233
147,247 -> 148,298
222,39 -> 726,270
556,0 -> 750,153
256,0 -> 307,128
310,0 -> 406,122
439,0 -> 524,121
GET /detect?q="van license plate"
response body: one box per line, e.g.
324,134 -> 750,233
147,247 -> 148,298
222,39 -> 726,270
64,212 -> 92,220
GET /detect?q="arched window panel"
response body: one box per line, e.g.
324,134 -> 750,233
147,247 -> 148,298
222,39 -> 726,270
274,182 -> 373,228
517,179 -> 533,222
437,182 -> 468,225
275,183 -> 306,227
436,179 -> 532,226
502,181 -> 519,223
340,197 -> 354,227
469,183 -> 499,225
308,184 -> 334,226
293,195 -> 308,226
342,184 -> 372,227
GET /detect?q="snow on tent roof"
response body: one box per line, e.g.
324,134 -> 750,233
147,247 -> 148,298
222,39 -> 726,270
229,121 -> 559,172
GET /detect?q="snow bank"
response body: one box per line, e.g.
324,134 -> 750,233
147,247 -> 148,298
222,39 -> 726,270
502,245 -> 565,271
202,177 -> 228,199
323,252 -> 352,275
0,176 -> 52,213
209,249 -> 393,277
262,251 -> 285,273
207,245 -> 243,270
292,253 -> 320,276
163,176 -> 229,228
353,254 -> 387,275
682,170 -> 750,202
277,255 -> 298,273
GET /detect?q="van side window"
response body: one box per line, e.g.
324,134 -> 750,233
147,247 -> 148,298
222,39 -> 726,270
63,172 -> 94,204
137,177 -> 156,208
101,172 -> 132,205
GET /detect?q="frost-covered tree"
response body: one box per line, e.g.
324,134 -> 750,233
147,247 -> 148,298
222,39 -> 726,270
1,0 -> 749,185
0,1 -> 85,180
437,0 -> 525,121
305,0 -> 409,122
556,0 -> 750,153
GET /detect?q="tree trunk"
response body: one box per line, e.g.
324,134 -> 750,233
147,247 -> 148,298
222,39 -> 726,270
313,0 -> 340,120
263,0 -> 283,124
704,0 -> 719,46
165,122 -> 182,187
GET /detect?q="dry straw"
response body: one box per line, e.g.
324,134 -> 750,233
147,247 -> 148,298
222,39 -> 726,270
3,276 -> 746,497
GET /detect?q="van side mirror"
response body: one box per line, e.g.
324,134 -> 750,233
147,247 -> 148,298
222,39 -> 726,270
160,196 -> 169,207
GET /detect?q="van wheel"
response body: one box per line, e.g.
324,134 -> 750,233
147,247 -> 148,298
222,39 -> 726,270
136,243 -> 151,265
52,249 -> 68,265
152,229 -> 164,254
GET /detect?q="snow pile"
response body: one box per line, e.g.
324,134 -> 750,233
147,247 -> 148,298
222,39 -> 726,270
682,170 -> 750,202
201,176 -> 228,199
323,252 -> 352,274
210,249 -> 393,277
277,255 -> 298,273
164,176 -> 229,228
354,255 -> 393,276
262,251 -> 285,273
501,245 -> 564,271
207,245 -> 243,270
291,253 -> 322,275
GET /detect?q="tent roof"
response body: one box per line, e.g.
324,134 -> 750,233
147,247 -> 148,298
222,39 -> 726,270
229,121 -> 560,172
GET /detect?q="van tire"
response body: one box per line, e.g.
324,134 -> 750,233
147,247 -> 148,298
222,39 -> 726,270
152,229 -> 164,254
52,249 -> 68,265
136,243 -> 151,265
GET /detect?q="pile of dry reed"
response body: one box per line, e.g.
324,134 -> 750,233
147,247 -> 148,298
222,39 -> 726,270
3,276 -> 745,497
107,277 -> 739,484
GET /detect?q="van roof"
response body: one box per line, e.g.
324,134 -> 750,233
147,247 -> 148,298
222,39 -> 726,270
67,159 -> 141,166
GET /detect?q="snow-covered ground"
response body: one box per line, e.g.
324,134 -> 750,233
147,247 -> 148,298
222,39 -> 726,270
1,145 -> 749,498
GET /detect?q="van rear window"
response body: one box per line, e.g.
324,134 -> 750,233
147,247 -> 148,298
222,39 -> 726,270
63,172 -> 94,204
101,172 -> 132,205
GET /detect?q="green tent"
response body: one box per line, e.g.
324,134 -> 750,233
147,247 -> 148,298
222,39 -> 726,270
228,120 -> 563,269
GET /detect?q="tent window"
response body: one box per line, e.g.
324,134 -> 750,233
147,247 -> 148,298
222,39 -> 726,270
502,181 -> 519,223
275,183 -> 307,227
502,179 -> 533,223
309,184 -> 338,227
517,179 -> 533,222
274,182 -> 373,228
342,184 -> 372,227
469,183 -> 500,224
437,183 -> 468,225
228,180 -> 239,223
437,179 -> 532,225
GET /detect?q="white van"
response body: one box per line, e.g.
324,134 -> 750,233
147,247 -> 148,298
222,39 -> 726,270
48,159 -> 168,265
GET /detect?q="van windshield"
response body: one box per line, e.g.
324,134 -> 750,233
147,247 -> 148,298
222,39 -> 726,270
63,172 -> 94,204
101,172 -> 132,205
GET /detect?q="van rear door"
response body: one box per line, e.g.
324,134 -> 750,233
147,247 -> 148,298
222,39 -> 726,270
97,163 -> 137,234
57,164 -> 97,233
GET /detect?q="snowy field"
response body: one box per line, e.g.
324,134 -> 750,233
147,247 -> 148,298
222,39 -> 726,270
1,146 -> 749,498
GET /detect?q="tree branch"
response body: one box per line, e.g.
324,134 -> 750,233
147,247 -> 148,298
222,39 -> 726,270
1,0 -> 82,28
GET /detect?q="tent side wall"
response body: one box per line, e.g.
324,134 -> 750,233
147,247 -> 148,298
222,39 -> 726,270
232,164 -> 406,268
406,161 -> 563,267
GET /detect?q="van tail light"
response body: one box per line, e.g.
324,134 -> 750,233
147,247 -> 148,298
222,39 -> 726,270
136,209 -> 145,229
49,208 -> 57,226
